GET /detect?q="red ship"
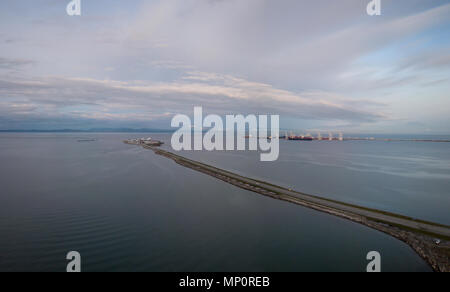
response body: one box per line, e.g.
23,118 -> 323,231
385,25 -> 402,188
288,136 -> 313,141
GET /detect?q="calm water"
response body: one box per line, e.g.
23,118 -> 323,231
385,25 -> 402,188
1,133 -> 447,272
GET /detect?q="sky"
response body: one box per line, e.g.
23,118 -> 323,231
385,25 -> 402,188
0,0 -> 449,133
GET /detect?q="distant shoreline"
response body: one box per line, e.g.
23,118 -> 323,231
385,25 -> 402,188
2,131 -> 450,142
125,141 -> 450,272
0,129 -> 174,133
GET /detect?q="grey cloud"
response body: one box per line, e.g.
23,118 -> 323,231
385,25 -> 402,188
128,1 -> 450,90
0,72 -> 385,127
397,49 -> 450,71
0,57 -> 34,69
0,0 -> 449,132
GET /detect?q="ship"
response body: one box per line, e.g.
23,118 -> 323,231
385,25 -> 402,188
123,137 -> 164,147
288,136 -> 313,141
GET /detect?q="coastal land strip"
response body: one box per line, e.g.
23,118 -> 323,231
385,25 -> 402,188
125,141 -> 450,272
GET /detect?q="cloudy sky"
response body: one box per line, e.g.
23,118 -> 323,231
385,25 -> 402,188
0,0 -> 449,133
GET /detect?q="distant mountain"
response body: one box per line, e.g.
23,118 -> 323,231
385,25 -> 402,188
0,128 -> 174,133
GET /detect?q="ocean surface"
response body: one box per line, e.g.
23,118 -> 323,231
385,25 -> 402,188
1,133 -> 448,272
